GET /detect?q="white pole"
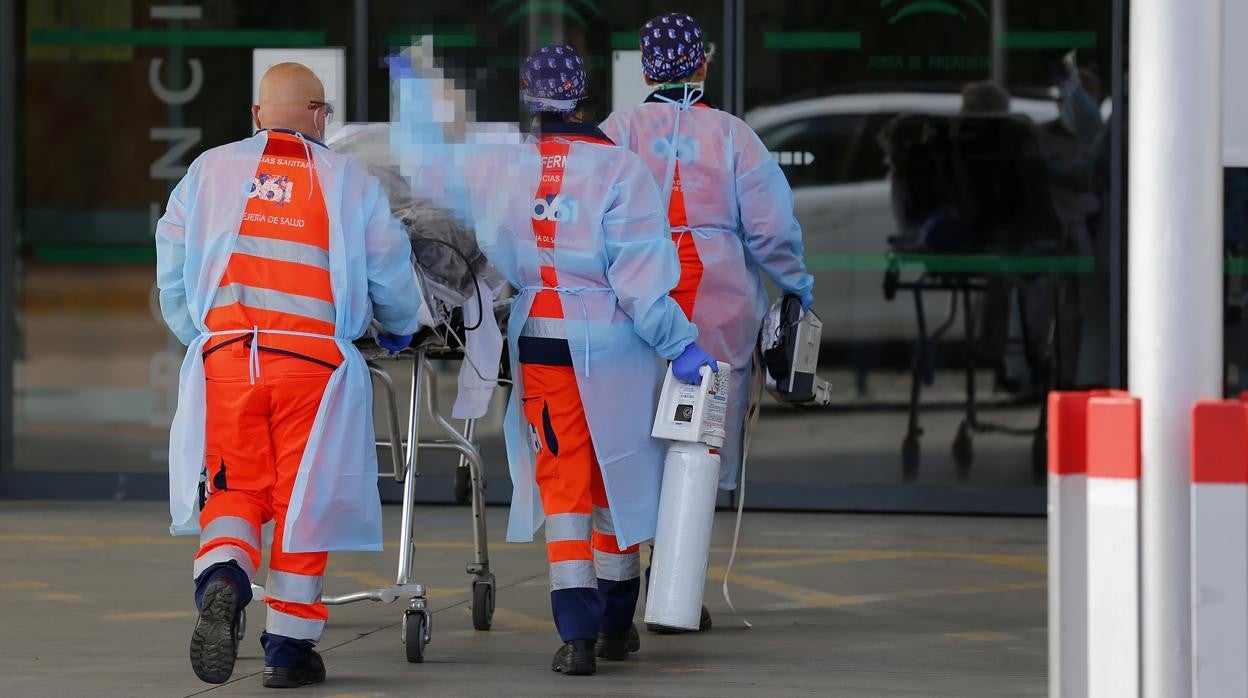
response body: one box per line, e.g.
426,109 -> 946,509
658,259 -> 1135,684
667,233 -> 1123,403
1130,0 -> 1224,696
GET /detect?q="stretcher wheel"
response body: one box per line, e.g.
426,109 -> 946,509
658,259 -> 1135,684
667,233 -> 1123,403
883,265 -> 900,301
403,610 -> 429,663
901,435 -> 920,481
952,421 -> 974,473
454,466 -> 472,505
472,581 -> 494,631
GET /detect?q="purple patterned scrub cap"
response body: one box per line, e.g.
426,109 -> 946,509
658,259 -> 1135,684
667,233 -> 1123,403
520,44 -> 587,113
640,13 -> 705,83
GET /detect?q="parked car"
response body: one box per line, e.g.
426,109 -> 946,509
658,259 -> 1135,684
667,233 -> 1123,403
744,92 -> 1061,346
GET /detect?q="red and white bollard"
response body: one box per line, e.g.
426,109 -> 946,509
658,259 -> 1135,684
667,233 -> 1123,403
1086,394 -> 1141,698
1191,399 -> 1248,697
1047,391 -> 1092,698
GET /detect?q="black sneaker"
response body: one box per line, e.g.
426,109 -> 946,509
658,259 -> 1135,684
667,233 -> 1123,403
595,622 -> 641,660
645,605 -> 713,634
262,649 -> 326,689
551,639 -> 596,675
189,577 -> 243,684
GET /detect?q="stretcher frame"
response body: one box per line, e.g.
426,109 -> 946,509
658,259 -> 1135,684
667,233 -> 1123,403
250,333 -> 497,664
883,257 -> 1064,485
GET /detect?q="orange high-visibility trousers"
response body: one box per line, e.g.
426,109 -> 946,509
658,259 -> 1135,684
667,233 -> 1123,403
193,342 -> 334,643
520,362 -> 642,641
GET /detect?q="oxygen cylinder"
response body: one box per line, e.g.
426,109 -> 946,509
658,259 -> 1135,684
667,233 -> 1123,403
646,362 -> 731,630
645,442 -> 722,630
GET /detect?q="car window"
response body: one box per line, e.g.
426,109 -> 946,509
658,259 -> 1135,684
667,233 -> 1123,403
756,115 -> 860,188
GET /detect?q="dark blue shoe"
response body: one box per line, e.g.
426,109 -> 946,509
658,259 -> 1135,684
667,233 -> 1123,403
262,649 -> 326,688
189,576 -> 244,684
595,622 -> 640,660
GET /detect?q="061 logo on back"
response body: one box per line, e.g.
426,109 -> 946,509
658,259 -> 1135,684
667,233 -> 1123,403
531,194 -> 577,222
244,174 -> 294,205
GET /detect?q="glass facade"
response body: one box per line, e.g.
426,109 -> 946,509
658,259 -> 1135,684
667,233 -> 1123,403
0,0 -> 1143,512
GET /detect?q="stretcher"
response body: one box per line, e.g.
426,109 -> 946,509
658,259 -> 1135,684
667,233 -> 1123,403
247,308 -> 508,664
242,316 -> 504,664
879,112 -> 1075,484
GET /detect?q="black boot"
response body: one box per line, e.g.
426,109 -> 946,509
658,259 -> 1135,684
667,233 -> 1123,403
551,639 -> 596,675
189,576 -> 244,684
645,605 -> 712,634
262,649 -> 326,688
595,622 -> 640,660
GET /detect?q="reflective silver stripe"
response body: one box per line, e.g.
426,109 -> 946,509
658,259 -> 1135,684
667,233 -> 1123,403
537,249 -> 557,267
521,317 -> 568,340
549,559 -> 597,591
211,283 -> 336,325
594,549 -> 642,582
592,506 -> 615,536
266,606 -> 325,641
266,570 -> 324,605
192,544 -> 257,579
199,516 -> 261,552
544,513 -> 590,543
234,234 -> 330,271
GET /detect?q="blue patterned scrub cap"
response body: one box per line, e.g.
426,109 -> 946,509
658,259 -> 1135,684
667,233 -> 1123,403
520,44 -> 587,113
640,13 -> 705,83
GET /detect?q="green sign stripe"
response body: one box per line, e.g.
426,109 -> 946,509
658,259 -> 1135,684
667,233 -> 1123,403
1000,31 -> 1097,50
806,253 -> 1095,274
611,31 -> 636,50
764,32 -> 862,51
29,28 -> 327,47
29,247 -> 1248,276
34,246 -> 156,264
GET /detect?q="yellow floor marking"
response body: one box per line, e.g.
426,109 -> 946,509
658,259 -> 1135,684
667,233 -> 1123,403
327,569 -> 396,589
34,592 -> 82,602
103,610 -> 196,622
947,631 -> 1012,642
728,550 -> 918,572
0,533 -> 1043,576
707,566 -> 854,607
1,581 -> 49,590
467,607 -> 554,633
0,533 -> 190,546
717,549 -> 1046,575
954,553 -> 1047,575
0,533 -> 538,551
709,562 -> 1045,609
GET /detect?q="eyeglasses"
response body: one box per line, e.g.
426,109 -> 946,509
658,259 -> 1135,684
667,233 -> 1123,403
308,100 -> 334,124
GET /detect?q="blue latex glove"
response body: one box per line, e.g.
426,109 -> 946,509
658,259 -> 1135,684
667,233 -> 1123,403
672,342 -> 719,384
377,332 -> 412,354
800,292 -> 814,311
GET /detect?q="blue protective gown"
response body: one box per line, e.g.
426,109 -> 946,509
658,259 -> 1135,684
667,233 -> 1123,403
393,141 -> 697,548
602,88 -> 815,489
156,130 -> 422,552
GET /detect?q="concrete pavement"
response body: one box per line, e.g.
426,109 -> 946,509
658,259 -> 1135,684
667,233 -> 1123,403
0,501 -> 1046,697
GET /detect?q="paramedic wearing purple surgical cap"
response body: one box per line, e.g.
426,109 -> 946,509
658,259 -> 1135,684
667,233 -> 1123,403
601,13 -> 815,633
474,45 -> 717,676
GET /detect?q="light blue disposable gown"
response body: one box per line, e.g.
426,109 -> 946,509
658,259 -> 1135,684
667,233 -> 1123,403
155,131 -> 422,552
602,92 -> 815,489
393,131 -> 697,549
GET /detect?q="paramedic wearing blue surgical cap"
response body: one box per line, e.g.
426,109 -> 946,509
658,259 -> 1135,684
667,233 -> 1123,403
601,13 -> 815,633
460,45 -> 718,676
